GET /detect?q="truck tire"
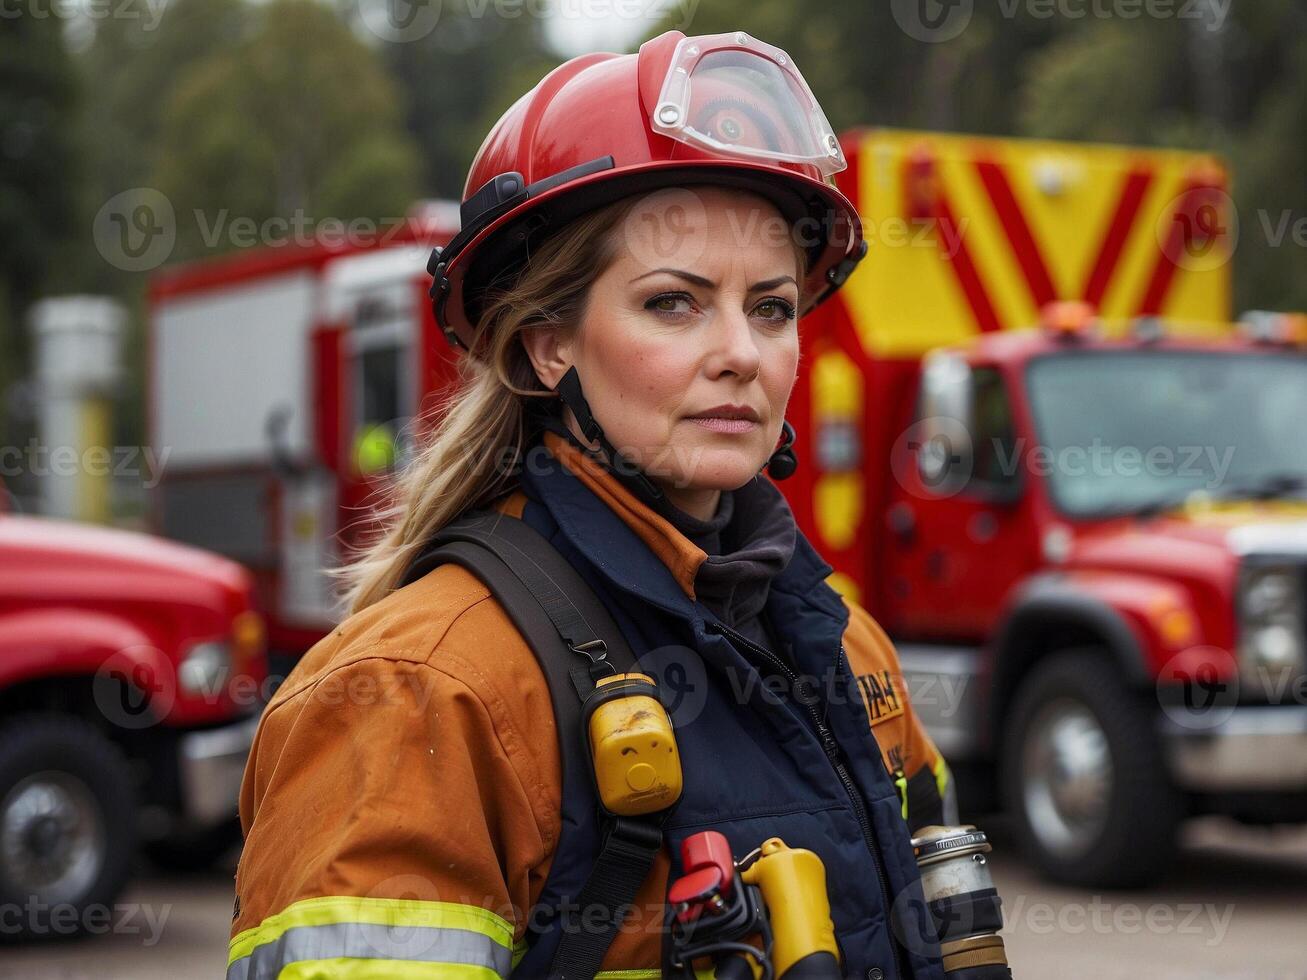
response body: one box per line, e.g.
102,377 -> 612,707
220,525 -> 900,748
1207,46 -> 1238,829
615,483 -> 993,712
1000,649 -> 1182,887
0,715 -> 137,941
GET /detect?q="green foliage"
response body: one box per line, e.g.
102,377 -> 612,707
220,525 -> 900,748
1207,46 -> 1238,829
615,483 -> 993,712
376,0 -> 560,197
0,12 -> 80,441
152,0 -> 422,259
1017,22 -> 1171,143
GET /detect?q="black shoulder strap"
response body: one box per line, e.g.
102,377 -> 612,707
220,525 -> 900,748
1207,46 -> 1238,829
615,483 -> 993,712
405,508 -> 638,691
400,508 -> 665,980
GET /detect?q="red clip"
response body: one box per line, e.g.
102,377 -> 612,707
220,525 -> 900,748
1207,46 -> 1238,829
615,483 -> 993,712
668,831 -> 736,923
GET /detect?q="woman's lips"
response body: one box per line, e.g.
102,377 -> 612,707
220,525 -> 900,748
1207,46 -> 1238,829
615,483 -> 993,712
687,417 -> 761,434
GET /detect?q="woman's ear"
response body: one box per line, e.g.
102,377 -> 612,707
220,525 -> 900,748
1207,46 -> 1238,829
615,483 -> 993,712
520,327 -> 573,390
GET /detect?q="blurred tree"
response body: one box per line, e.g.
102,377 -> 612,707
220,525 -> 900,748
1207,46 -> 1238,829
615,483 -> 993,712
1017,21 -> 1179,144
0,12 -> 80,446
1232,33 -> 1307,313
64,0 -> 248,297
77,0 -> 249,218
371,0 -> 560,197
152,0 -> 422,259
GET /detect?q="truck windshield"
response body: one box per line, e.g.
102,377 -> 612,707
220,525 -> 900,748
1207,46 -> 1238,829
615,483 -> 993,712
1025,350 -> 1307,517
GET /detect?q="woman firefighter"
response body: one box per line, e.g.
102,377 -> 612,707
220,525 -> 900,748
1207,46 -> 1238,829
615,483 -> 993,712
230,29 -> 960,980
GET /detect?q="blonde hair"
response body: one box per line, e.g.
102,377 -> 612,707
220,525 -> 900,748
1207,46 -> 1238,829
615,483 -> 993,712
338,198 -> 637,613
338,187 -> 808,614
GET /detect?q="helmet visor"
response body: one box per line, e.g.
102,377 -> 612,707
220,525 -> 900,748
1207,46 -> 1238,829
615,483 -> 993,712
652,33 -> 846,177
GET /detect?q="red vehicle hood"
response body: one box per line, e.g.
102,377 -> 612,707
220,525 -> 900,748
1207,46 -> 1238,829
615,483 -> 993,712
1066,501 -> 1307,585
0,514 -> 251,612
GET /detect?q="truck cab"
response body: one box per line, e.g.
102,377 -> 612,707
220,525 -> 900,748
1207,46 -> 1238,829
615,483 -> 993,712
881,309 -> 1307,885
0,488 -> 266,937
785,129 -> 1307,885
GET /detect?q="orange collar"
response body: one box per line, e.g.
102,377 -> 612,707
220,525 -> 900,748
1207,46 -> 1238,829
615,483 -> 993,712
541,430 -> 706,600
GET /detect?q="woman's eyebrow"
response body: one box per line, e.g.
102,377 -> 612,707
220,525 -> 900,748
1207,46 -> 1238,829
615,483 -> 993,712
749,275 -> 798,293
629,268 -> 715,288
628,268 -> 798,292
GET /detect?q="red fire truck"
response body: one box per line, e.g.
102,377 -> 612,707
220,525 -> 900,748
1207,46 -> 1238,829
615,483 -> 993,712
146,203 -> 460,671
148,133 -> 1307,886
0,486 -> 266,937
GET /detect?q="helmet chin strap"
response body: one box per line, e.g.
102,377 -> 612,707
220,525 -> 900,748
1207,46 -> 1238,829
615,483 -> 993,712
549,367 -> 800,512
551,366 -> 669,508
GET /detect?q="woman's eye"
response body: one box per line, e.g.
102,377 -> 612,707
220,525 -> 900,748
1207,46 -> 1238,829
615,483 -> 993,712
645,292 -> 694,316
753,298 -> 797,322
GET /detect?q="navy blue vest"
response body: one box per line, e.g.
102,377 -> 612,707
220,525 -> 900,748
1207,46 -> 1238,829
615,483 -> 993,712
510,442 -> 945,980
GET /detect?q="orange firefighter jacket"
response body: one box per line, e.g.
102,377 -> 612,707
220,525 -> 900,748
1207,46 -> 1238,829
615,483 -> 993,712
229,430 -> 952,979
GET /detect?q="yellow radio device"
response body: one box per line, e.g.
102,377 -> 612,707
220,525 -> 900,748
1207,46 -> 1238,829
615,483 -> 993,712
584,672 -> 683,817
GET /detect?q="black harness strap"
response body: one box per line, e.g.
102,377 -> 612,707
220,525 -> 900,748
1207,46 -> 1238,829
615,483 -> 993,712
400,509 -> 667,980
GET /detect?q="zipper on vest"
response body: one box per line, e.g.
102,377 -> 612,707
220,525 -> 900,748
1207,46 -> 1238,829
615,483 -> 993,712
703,620 -> 907,979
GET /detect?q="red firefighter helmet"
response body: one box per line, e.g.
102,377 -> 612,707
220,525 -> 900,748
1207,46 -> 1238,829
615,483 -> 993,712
428,29 -> 866,355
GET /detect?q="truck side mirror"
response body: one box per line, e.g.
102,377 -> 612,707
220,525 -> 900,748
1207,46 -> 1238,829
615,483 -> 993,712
265,404 -> 306,478
915,353 -> 975,496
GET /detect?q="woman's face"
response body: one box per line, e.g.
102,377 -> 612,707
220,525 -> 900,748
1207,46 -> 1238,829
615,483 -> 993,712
523,187 -> 802,519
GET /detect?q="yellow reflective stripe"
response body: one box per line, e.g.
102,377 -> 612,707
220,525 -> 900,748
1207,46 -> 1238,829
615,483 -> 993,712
229,897 -> 513,967
894,768 -> 909,821
511,938 -> 528,971
933,755 -> 951,802
276,958 -> 501,979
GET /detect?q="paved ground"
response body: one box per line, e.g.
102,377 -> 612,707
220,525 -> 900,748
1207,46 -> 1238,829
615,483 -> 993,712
989,818 -> 1307,980
2,817 -> 1304,979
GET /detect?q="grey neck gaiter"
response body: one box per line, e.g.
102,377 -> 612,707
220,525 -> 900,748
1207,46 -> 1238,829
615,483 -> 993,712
663,475 -> 798,655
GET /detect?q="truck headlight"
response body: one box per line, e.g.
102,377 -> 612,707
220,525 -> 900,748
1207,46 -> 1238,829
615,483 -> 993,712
178,640 -> 232,696
1238,565 -> 1305,696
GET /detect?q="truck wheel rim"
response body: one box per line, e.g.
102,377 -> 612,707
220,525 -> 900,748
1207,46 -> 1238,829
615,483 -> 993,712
2,772 -> 106,906
1021,698 -> 1112,859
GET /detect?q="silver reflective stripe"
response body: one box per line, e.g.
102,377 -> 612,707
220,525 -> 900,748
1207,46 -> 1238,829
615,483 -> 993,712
226,922 -> 512,980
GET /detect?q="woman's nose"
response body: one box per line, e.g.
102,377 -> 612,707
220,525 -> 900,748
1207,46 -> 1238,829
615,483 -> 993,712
706,308 -> 763,380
